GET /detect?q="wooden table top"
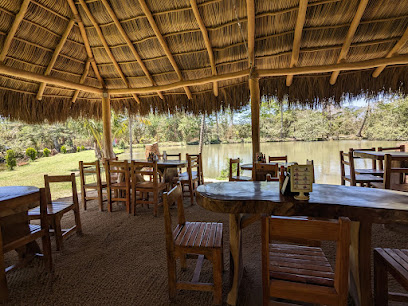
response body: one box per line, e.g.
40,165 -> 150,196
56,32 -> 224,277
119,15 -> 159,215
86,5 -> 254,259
131,160 -> 187,167
0,186 -> 39,202
196,182 -> 408,224
354,151 -> 408,160
240,162 -> 296,170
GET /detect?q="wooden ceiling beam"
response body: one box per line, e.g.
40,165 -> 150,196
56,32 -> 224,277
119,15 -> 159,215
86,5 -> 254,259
372,27 -> 408,78
286,0 -> 308,86
246,0 -> 256,68
138,0 -> 193,99
190,0 -> 218,96
78,0 -> 140,103
329,0 -> 369,85
36,19 -> 75,101
0,0 -> 31,62
67,0 -> 104,87
100,0 -> 164,100
109,55 -> 408,95
72,57 -> 91,102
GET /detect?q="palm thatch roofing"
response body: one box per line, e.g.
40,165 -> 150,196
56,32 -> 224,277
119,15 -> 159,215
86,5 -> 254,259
1,0 -> 408,122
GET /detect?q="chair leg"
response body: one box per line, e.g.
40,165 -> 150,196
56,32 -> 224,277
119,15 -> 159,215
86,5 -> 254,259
212,249 -> 223,305
107,188 -> 113,212
189,180 -> 194,206
73,204 -> 82,236
81,188 -> 87,211
374,251 -> 388,306
126,189 -> 131,214
53,215 -> 63,251
153,192 -> 158,217
0,228 -> 8,301
97,186 -> 103,211
41,228 -> 53,272
167,255 -> 177,302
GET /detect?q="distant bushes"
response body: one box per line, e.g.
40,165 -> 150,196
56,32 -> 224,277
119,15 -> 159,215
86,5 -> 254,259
25,147 -> 37,161
60,145 -> 67,154
5,149 -> 16,170
43,148 -> 50,157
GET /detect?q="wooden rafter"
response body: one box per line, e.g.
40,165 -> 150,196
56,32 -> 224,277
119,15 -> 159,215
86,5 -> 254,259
329,0 -> 368,85
372,27 -> 408,78
138,0 -> 193,100
67,0 -> 104,88
99,0 -> 164,100
286,0 -> 308,86
77,0 -> 141,103
0,0 -> 31,62
36,19 -> 75,101
190,0 -> 218,96
72,58 -> 91,102
246,0 -> 255,68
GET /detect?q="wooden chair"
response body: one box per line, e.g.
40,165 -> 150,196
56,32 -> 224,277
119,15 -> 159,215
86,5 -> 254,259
29,174 -> 82,251
0,188 -> 52,300
104,160 -> 131,213
370,154 -> 408,191
183,153 -> 204,185
378,145 -> 406,170
178,154 -> 200,205
340,150 -> 383,186
349,147 -> 383,176
229,158 -> 251,181
268,155 -> 287,163
79,160 -> 107,211
253,163 -> 279,181
306,159 -> 315,183
163,184 -> 223,304
262,216 -> 351,305
374,248 -> 408,305
131,160 -> 167,217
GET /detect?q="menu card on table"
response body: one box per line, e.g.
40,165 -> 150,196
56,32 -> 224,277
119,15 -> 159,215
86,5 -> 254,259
290,164 -> 313,200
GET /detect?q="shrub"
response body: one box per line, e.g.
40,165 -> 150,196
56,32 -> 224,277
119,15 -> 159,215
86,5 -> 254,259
77,146 -> 81,152
119,139 -> 126,150
61,145 -> 67,154
43,148 -> 50,157
25,147 -> 37,161
5,149 -> 17,170
81,145 -> 85,151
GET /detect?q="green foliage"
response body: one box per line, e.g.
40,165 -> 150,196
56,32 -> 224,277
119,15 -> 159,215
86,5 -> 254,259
61,145 -> 67,154
43,148 -> 50,157
216,158 -> 241,180
5,149 -> 16,170
119,139 -> 126,149
81,145 -> 85,151
25,147 -> 37,161
77,146 -> 81,152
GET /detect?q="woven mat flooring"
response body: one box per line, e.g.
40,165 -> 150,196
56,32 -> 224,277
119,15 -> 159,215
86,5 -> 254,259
2,192 -> 407,305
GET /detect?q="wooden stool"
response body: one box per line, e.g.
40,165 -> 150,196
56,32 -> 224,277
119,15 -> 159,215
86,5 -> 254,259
374,248 -> 408,305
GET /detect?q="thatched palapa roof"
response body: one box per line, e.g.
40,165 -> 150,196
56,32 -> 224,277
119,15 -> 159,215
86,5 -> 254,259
1,0 -> 408,122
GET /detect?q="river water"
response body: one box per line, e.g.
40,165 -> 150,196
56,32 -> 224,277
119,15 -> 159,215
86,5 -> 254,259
121,140 -> 401,185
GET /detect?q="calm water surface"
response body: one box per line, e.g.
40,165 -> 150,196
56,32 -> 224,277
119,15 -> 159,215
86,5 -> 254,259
121,140 -> 401,185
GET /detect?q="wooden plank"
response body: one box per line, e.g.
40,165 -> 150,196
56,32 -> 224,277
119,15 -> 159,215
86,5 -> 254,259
191,254 -> 204,283
71,58 -> 91,102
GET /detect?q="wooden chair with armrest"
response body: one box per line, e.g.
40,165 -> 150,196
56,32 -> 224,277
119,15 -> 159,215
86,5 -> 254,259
262,216 -> 351,305
370,154 -> 408,191
340,150 -> 383,186
104,160 -> 131,213
0,188 -> 52,300
229,158 -> 251,181
29,174 -> 82,251
268,155 -> 287,163
79,160 -> 107,211
349,147 -> 383,176
163,184 -> 223,304
131,160 -> 167,217
253,163 -> 279,181
378,145 -> 406,170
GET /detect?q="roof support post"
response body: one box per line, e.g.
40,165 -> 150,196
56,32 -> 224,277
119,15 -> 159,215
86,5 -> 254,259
102,91 -> 115,159
249,68 -> 260,163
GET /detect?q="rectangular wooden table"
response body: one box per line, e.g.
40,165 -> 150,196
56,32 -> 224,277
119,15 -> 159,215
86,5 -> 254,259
354,151 -> 408,160
196,182 -> 408,306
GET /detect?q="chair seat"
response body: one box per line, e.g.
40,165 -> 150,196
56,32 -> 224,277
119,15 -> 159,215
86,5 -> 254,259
178,173 -> 198,182
135,181 -> 167,190
269,243 -> 334,287
345,174 -> 383,183
230,175 -> 252,181
173,221 -> 223,249
180,171 -> 197,177
371,182 -> 408,192
355,169 -> 384,176
28,202 -> 73,216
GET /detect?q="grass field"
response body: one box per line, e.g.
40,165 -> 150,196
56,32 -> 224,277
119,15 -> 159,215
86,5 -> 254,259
0,150 -> 100,199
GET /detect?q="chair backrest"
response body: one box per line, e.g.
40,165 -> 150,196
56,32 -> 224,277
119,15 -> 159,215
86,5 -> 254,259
131,160 -> 160,186
339,150 -> 356,185
104,160 -> 130,188
268,155 -> 287,163
166,153 -> 181,161
102,157 -> 118,163
163,184 -> 185,252
44,173 -> 79,205
79,160 -> 102,187
253,163 -> 279,181
186,154 -> 200,181
187,153 -> 204,183
306,159 -> 315,183
349,147 -> 376,169
229,158 -> 240,180
262,216 -> 351,304
383,154 -> 408,189
378,145 -> 405,170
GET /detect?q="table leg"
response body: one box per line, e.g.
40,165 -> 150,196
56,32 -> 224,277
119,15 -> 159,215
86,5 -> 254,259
349,221 -> 372,306
227,214 -> 243,305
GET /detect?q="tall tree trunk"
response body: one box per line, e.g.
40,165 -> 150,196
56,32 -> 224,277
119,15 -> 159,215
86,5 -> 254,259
215,112 -> 219,140
128,114 -> 133,160
199,114 -> 205,154
357,101 -> 370,138
280,101 -> 283,139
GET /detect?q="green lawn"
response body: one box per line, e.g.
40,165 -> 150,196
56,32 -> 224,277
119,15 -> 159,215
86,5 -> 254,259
0,151 -> 99,199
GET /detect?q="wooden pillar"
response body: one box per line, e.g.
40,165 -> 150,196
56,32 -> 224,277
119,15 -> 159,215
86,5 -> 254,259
102,92 -> 115,159
249,70 -> 260,163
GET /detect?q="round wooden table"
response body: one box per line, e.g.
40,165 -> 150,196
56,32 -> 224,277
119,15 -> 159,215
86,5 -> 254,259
132,159 -> 187,183
196,182 -> 408,306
